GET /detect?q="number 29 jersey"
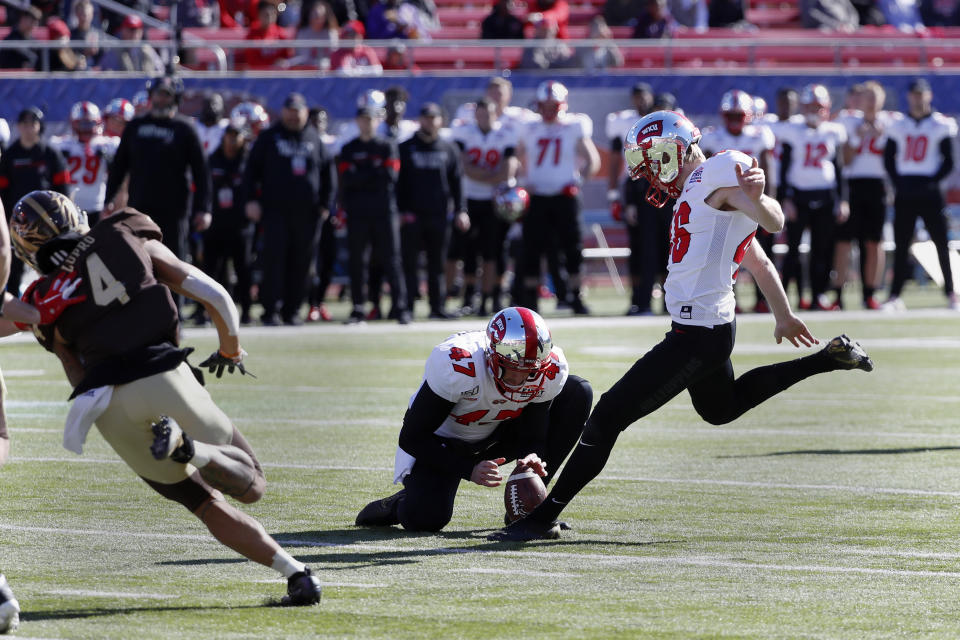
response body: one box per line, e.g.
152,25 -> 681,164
49,135 -> 120,213
665,150 -> 759,327
451,120 -> 518,200
417,330 -> 568,443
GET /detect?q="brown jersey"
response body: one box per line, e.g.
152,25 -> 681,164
35,209 -> 184,396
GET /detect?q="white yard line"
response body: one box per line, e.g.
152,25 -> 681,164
449,567 -> 577,578
46,589 -> 170,599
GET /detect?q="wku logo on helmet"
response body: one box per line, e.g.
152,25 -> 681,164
490,313 -> 507,341
639,120 -> 663,139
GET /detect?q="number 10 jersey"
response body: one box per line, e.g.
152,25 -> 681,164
664,150 -> 760,327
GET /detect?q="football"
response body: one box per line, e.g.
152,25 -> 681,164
504,463 -> 547,522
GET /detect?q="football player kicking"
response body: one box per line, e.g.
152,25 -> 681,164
355,307 -> 592,532
4,190 -> 322,606
489,111 -> 874,542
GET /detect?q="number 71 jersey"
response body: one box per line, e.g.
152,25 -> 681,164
417,330 -> 568,443
664,150 -> 759,327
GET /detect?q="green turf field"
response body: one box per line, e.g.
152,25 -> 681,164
2,284 -> 959,639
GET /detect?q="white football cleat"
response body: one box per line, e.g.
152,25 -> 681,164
881,297 -> 906,313
0,574 -> 20,634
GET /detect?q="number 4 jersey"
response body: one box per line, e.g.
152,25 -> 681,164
665,150 -> 759,327
34,210 -> 180,371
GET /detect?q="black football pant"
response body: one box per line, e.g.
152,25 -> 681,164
529,322 -> 845,524
890,192 -> 954,297
628,202 -> 671,311
401,215 -> 448,313
203,225 -> 254,320
397,375 -> 593,532
309,215 -> 338,307
521,194 -> 581,307
347,211 -> 406,311
260,212 -> 321,321
782,189 -> 835,304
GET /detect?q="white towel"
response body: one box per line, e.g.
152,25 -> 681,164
393,446 -> 416,484
63,386 -> 113,454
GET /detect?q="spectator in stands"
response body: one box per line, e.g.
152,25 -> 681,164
98,15 -> 165,73
603,0 -> 645,25
528,0 -> 570,38
330,19 -> 383,74
175,0 -> 222,27
578,15 -> 624,70
71,0 -> 103,66
0,6 -> 41,70
708,0 -> 752,27
398,103 -> 465,319
240,0 -> 295,68
103,0 -> 152,35
800,0 -> 858,31
880,0 -> 925,29
0,107 -> 69,294
47,17 -> 87,71
519,18 -> 578,69
883,78 -> 959,311
219,0 -> 260,27
383,43 -> 420,70
243,92 -> 337,325
920,0 -> 959,24
290,0 -> 339,67
632,0 -> 677,37
669,0 -> 707,27
366,0 -> 437,39
481,0 -> 526,38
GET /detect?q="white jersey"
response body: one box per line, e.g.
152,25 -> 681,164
523,112 -> 593,196
393,330 -> 568,483
840,110 -> 901,179
49,135 -> 119,212
605,108 -> 640,179
885,111 -> 958,177
332,118 -> 418,155
665,151 -> 760,327
195,119 -> 228,155
699,123 -> 775,160
451,120 -> 518,200
764,114 -> 804,192
777,119 -> 847,191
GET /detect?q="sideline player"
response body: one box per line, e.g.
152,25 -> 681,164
51,101 -> 119,228
518,81 -> 600,314
6,190 -> 323,606
355,307 -> 592,532
489,111 -> 874,541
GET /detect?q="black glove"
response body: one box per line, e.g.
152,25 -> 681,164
199,349 -> 256,379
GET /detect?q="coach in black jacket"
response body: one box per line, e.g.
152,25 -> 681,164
105,75 -> 211,263
243,93 -> 336,326
397,103 -> 465,319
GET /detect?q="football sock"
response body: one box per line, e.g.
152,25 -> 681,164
271,550 -> 307,579
863,286 -> 875,301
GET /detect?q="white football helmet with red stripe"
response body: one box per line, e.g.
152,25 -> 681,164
104,98 -> 135,122
485,306 -> 553,403
536,81 -> 568,123
720,89 -> 753,135
70,101 -> 102,142
800,83 -> 831,127
624,110 -> 701,208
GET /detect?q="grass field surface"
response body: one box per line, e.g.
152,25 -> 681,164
1,284 -> 959,639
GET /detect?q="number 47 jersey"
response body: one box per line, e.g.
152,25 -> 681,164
418,330 -> 568,443
664,150 -> 759,327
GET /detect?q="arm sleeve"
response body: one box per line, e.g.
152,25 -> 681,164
185,124 -> 211,213
933,136 -> 955,183
884,138 -> 899,183
397,381 -> 476,479
105,126 -> 131,204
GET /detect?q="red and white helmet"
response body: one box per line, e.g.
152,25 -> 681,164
536,80 -> 568,122
104,98 -> 135,122
70,101 -> 102,141
800,83 -> 831,126
624,110 -> 701,208
493,182 -> 530,223
720,89 -> 753,135
230,101 -> 270,136
485,306 -> 554,403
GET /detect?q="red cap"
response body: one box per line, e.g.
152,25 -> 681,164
46,17 -> 70,38
342,19 -> 365,37
122,14 -> 144,29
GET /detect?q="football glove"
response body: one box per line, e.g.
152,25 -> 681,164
199,348 -> 256,379
16,271 -> 87,329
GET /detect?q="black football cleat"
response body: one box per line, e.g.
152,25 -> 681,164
150,416 -> 184,460
487,517 -> 561,542
355,490 -> 405,526
280,568 -> 322,606
823,334 -> 874,372
0,574 -> 20,634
